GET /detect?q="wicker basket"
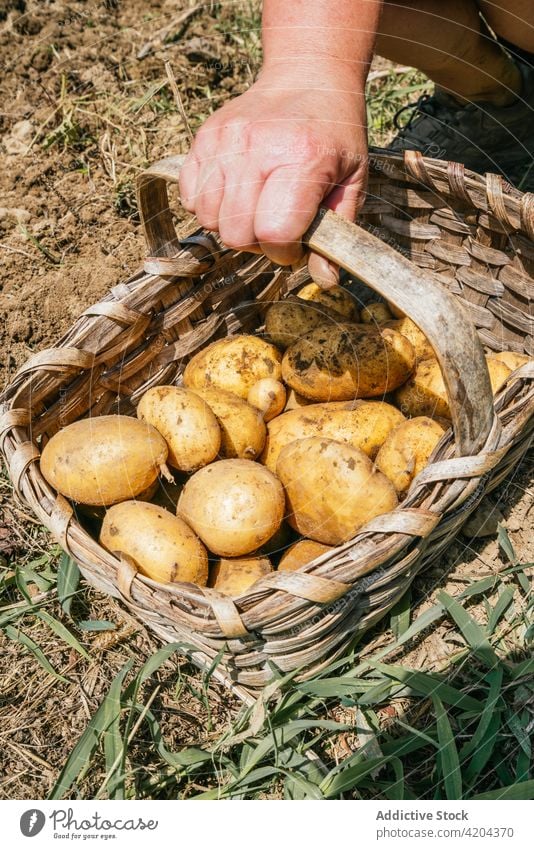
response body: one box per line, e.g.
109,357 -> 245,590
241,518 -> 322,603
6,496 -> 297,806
1,149 -> 533,704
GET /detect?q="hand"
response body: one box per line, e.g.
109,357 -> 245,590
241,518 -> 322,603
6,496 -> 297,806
179,63 -> 369,286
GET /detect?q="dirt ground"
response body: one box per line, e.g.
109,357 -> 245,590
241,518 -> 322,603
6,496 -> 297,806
0,0 -> 532,799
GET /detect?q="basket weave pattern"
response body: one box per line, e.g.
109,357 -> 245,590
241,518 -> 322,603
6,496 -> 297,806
1,150 -> 533,700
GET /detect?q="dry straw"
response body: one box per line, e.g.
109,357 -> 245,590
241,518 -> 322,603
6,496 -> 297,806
1,150 -> 533,702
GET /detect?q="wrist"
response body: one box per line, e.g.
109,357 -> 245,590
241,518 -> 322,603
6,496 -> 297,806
258,56 -> 368,93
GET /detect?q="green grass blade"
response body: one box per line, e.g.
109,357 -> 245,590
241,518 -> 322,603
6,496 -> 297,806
320,755 -> 391,798
433,696 -> 462,800
471,780 -> 534,800
459,666 -> 503,761
367,660 -> 484,711
3,624 -> 68,683
497,525 -> 517,565
57,553 -> 80,617
464,712 -> 501,785
103,662 -> 128,800
49,661 -> 133,800
438,591 -> 500,669
77,620 -> 116,631
509,657 -> 534,680
390,589 -> 411,639
36,610 -> 90,660
487,587 -> 515,634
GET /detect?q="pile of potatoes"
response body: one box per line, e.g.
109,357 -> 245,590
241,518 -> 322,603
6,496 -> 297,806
40,282 -> 532,600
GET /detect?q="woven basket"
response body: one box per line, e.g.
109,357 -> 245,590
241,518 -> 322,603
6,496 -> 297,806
1,149 -> 533,704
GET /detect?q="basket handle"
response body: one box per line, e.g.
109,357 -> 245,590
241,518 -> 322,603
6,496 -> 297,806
137,154 -> 495,456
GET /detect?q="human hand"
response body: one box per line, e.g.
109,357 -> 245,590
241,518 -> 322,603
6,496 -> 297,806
179,62 -> 368,286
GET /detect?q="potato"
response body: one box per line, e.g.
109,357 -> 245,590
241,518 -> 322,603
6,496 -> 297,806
137,386 -> 220,472
383,317 -> 434,361
261,400 -> 405,471
191,386 -> 266,460
265,298 -> 347,350
489,351 -> 531,371
282,324 -> 416,401
77,478 -> 160,522
297,282 -> 359,321
183,335 -> 282,399
487,358 -> 511,393
360,302 -> 393,324
100,501 -> 208,585
40,415 -> 170,506
284,388 -> 313,411
209,555 -> 272,597
395,355 -> 511,419
395,358 -> 450,419
278,540 -> 333,572
277,437 -> 398,545
177,459 -> 285,557
375,416 -> 446,495
247,378 -> 286,421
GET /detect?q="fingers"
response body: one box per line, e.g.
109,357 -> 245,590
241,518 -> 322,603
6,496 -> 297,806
218,171 -> 263,250
254,166 -> 329,265
308,168 -> 368,288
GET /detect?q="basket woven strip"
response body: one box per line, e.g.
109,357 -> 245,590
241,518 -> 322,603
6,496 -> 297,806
1,149 -> 533,696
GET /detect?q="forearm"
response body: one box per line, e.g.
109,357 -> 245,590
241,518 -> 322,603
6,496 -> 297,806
261,0 -> 383,85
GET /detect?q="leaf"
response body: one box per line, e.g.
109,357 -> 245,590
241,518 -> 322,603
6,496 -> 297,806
103,664 -> 128,800
49,661 -> 133,800
459,666 -> 503,762
487,587 -> 515,634
433,696 -> 462,800
497,525 -> 517,565
389,589 -> 411,639
57,554 -> 80,618
3,624 -> 68,683
77,620 -> 116,632
509,657 -> 534,680
366,660 -> 484,711
320,755 -> 392,798
438,591 -> 500,669
36,610 -> 90,660
464,712 -> 501,783
506,712 -> 531,758
471,780 -> 534,800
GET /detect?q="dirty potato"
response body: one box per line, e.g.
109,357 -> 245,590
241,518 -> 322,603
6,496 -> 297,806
282,324 -> 416,401
137,386 -> 220,472
183,335 -> 282,399
100,501 -> 208,585
209,555 -> 272,597
277,437 -> 398,545
191,386 -> 266,460
375,416 -> 446,495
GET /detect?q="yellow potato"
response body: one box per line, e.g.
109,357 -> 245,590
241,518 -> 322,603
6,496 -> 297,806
395,358 -> 450,419
284,388 -> 313,411
265,298 -> 347,350
40,415 -> 169,506
100,501 -> 208,586
489,351 -> 530,371
395,355 -> 509,419
278,540 -> 333,572
137,386 -> 220,472
209,556 -> 272,597
282,324 -> 416,401
177,459 -> 285,557
375,416 -> 446,495
297,282 -> 359,321
361,302 -> 393,324
183,335 -> 282,399
191,386 -> 266,460
487,358 -> 511,394
277,437 -> 398,545
383,317 -> 434,361
247,378 -> 287,421
261,400 -> 405,472
77,479 -> 160,522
